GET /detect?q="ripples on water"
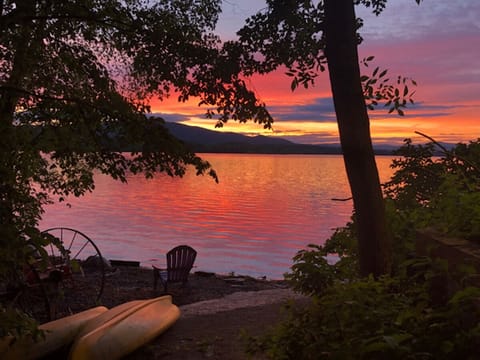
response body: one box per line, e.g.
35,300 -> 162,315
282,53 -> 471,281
40,154 -> 395,279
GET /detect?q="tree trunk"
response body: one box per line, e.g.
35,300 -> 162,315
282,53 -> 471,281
0,1 -> 35,248
324,0 -> 391,277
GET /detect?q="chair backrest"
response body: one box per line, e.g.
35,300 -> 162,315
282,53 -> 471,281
166,245 -> 197,282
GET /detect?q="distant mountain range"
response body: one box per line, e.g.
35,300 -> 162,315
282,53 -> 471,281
164,122 -> 398,155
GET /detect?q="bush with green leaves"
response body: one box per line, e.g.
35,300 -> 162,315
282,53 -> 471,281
384,138 -> 480,243
248,257 -> 480,359
284,220 -> 359,296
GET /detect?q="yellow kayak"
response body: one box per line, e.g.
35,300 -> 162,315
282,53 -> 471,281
0,306 -> 108,360
69,295 -> 180,360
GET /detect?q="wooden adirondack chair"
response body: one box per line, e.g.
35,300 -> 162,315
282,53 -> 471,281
152,245 -> 197,293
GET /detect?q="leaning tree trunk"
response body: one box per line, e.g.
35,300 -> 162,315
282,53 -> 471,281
324,0 -> 392,277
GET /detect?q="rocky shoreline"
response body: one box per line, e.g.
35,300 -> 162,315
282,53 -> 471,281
99,265 -> 290,309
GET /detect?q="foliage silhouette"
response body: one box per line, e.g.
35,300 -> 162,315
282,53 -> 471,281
0,0 -> 271,337
234,0 -> 420,276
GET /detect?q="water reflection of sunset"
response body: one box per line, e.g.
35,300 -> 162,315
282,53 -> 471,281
41,154 -> 395,279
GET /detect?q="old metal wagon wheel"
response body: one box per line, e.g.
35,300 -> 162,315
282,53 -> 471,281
41,227 -> 106,318
0,261 -> 54,324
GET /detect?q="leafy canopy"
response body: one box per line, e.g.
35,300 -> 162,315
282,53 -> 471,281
0,0 -> 272,336
234,0 -> 419,115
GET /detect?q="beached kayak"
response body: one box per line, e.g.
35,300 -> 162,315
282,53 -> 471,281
0,306 -> 108,360
69,295 -> 180,360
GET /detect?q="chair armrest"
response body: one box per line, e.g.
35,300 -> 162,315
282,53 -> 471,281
152,265 -> 166,271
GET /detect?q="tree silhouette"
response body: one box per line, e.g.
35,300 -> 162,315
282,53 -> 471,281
236,0 -> 420,276
0,0 -> 271,334
0,0 -> 422,336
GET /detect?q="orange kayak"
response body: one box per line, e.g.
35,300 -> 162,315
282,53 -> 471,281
0,306 -> 108,360
69,295 -> 180,360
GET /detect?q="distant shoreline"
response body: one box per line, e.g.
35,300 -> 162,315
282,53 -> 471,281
190,148 -> 396,156
163,122 -> 398,155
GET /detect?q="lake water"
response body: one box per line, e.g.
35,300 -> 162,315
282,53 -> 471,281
40,154 -> 396,279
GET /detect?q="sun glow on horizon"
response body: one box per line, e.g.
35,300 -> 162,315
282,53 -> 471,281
149,98 -> 478,146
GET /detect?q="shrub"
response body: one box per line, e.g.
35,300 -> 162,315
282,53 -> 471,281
284,220 -> 358,296
247,258 -> 480,359
384,138 -> 480,243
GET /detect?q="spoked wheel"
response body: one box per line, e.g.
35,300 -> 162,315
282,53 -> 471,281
41,227 -> 105,319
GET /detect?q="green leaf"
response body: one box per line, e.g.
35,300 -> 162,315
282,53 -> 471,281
383,335 -> 399,348
291,78 -> 298,91
363,340 -> 391,353
440,341 -> 454,353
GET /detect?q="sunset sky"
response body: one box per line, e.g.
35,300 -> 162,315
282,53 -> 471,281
151,0 -> 480,146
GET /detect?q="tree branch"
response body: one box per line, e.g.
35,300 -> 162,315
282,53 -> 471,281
415,130 -> 480,176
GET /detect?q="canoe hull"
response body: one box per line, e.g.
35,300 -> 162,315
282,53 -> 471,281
0,306 -> 108,360
69,295 -> 180,360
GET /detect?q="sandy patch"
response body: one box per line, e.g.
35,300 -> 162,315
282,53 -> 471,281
179,288 -> 305,317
